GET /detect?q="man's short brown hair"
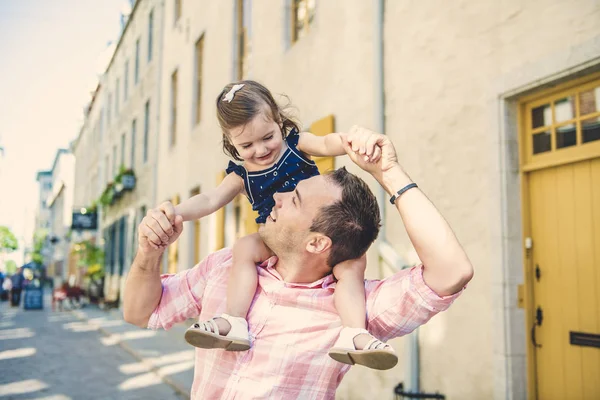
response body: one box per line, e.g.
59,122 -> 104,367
310,168 -> 381,268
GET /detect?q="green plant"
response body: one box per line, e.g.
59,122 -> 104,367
0,226 -> 18,253
87,201 -> 98,213
99,183 -> 115,206
114,165 -> 136,184
30,229 -> 48,264
73,239 -> 105,280
4,259 -> 17,275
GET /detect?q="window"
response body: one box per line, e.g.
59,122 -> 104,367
124,60 -> 129,100
120,133 -> 125,168
143,99 -> 150,163
148,10 -> 154,62
134,38 -> 140,84
99,108 -> 104,139
174,0 -> 182,24
133,205 -> 147,251
194,35 -> 204,125
97,166 -> 101,197
521,77 -> 600,168
291,0 -> 316,43
170,69 -> 178,146
115,78 -> 120,115
105,155 -> 109,184
130,119 -> 136,168
112,145 -> 117,177
236,0 -> 251,79
107,93 -> 112,124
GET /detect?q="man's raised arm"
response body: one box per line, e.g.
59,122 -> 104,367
344,126 -> 473,296
123,203 -> 183,327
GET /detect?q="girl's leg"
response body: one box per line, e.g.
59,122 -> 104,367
185,233 -> 272,350
331,255 -> 398,369
214,232 -> 272,335
332,255 -> 372,349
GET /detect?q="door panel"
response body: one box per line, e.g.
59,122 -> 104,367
529,158 -> 600,400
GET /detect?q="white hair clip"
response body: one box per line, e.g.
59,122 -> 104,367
222,84 -> 245,103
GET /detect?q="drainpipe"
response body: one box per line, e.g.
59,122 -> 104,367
153,0 -> 166,273
373,0 -> 420,393
152,0 -> 165,208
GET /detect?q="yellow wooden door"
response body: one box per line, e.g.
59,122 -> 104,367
310,114 -> 335,173
529,158 -> 600,400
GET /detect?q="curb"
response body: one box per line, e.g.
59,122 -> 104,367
71,309 -> 190,400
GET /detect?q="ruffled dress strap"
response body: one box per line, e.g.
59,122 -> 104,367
285,128 -> 301,148
225,161 -> 246,179
284,128 -> 315,165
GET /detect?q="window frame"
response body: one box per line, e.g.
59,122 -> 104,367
194,34 -> 205,125
520,76 -> 600,172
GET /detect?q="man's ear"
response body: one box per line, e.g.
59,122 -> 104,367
305,234 -> 332,255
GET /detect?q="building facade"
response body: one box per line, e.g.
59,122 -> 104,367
44,149 -> 75,283
70,0 -> 600,398
72,0 -> 164,304
35,171 -> 53,234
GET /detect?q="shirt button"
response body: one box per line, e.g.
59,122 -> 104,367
273,171 -> 278,176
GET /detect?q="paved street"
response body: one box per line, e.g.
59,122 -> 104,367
0,296 -> 189,400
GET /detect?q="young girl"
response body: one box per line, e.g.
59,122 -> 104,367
175,80 -> 397,370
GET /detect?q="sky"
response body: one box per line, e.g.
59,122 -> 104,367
0,0 -> 126,245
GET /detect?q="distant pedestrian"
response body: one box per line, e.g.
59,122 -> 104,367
2,276 -> 11,301
10,267 -> 25,307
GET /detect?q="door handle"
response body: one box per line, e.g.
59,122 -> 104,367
531,323 -> 542,348
531,306 -> 543,348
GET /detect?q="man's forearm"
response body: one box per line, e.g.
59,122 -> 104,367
381,165 -> 473,296
123,249 -> 164,328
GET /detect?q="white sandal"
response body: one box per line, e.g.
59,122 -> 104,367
328,327 -> 398,370
184,313 -> 251,351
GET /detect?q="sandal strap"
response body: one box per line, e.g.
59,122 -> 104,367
193,319 -> 220,335
333,327 -> 371,350
365,337 -> 390,350
220,313 -> 250,340
191,314 -> 249,341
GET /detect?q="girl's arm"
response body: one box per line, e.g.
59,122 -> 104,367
175,172 -> 244,222
296,132 -> 347,157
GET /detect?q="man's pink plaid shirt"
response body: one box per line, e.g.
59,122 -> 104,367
148,248 -> 463,399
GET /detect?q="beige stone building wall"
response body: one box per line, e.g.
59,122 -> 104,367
381,2 -> 600,399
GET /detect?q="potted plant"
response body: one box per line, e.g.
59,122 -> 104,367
87,201 -> 98,214
120,166 -> 136,191
100,183 -> 114,207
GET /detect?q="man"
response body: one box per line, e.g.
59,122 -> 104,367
123,127 -> 473,399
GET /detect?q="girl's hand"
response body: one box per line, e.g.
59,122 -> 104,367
138,201 -> 183,252
343,126 -> 399,183
347,126 -> 382,163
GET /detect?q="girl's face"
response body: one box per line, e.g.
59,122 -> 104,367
228,112 -> 284,168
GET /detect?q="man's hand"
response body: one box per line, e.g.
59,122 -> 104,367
138,201 -> 183,255
343,126 -> 399,183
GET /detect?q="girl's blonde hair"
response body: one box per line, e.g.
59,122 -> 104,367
216,80 -> 299,161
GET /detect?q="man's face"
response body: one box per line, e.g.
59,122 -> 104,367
259,175 -> 341,254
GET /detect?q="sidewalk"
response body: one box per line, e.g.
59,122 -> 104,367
70,305 -> 195,399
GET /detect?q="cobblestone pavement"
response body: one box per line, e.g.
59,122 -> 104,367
0,296 -> 187,400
